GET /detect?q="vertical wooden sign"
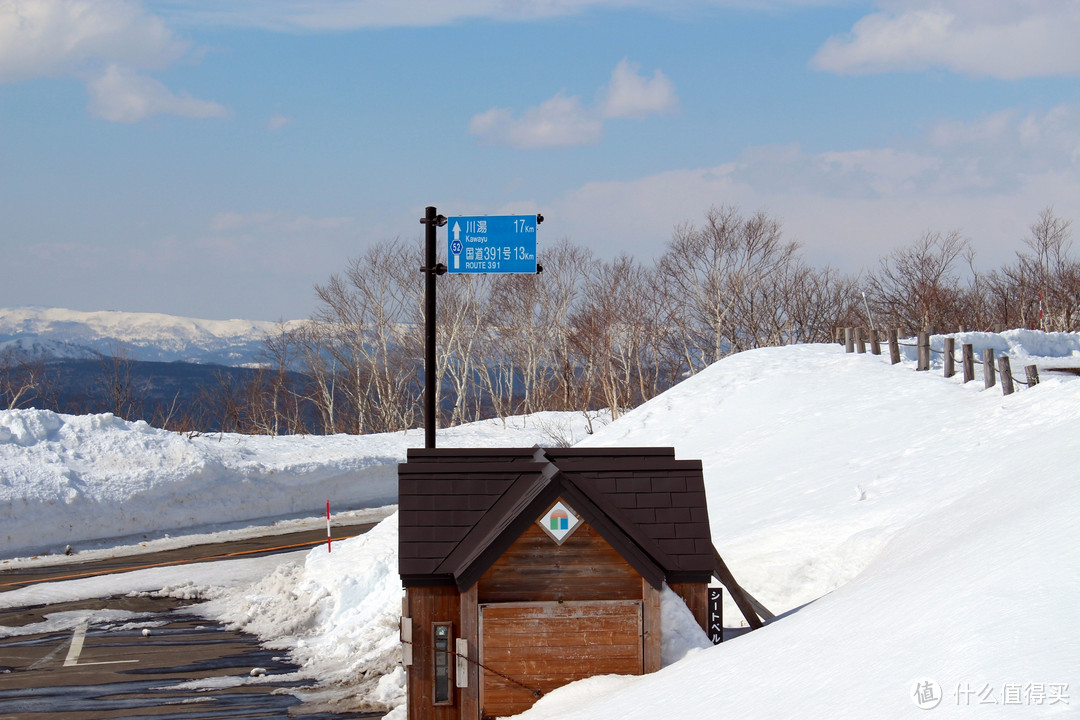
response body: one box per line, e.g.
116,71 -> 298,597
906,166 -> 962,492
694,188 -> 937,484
708,588 -> 723,644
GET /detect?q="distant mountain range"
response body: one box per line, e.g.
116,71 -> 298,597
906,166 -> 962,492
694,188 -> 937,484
0,307 -> 303,366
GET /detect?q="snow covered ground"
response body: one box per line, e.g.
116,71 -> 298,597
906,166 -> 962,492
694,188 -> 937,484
2,332 -> 1079,718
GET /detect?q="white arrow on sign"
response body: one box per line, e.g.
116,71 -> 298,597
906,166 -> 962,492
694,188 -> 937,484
452,222 -> 461,242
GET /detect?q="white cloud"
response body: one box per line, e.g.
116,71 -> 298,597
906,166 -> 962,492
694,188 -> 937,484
0,0 -> 225,121
267,113 -> 292,131
469,93 -> 603,148
812,0 -> 1080,78
601,58 -> 678,118
926,105 -> 1080,179
87,64 -> 227,122
1016,105 -> 1080,158
157,1 -> 829,31
928,109 -> 1014,148
469,60 -> 676,148
544,103 -> 1080,272
0,0 -> 186,82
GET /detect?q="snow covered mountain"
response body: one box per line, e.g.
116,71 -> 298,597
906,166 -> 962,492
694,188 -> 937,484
0,336 -> 100,361
0,307 -> 303,366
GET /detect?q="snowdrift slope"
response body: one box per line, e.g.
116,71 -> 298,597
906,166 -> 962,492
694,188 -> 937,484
566,342 -> 1079,718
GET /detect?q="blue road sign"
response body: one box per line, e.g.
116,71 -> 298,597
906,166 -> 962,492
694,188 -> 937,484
446,215 -> 537,274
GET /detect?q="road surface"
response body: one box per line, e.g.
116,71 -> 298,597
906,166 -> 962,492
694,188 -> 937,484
0,520 -> 386,719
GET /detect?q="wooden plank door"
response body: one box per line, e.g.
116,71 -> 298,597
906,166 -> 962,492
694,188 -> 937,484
479,600 -> 643,718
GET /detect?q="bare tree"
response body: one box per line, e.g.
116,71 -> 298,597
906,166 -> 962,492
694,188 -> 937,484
150,390 -> 184,431
1021,207 -> 1077,330
97,343 -> 145,420
657,205 -> 799,370
864,230 -> 971,333
1,348 -> 48,409
198,370 -> 244,434
310,238 -> 422,434
291,320 -> 339,433
477,276 -> 525,419
470,240 -> 597,419
437,273 -> 490,426
977,208 -> 1079,332
485,273 -> 545,416
250,320 -> 308,435
764,262 -> 863,345
270,205 -> 1074,438
540,241 -> 598,411
570,255 -> 661,418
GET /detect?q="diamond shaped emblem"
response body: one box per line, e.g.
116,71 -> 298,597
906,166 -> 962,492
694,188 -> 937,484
538,500 -> 582,544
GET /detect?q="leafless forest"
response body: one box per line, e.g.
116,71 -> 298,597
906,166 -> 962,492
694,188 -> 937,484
3,206 -> 1078,435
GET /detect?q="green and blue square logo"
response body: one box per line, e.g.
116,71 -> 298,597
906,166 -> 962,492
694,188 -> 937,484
539,500 -> 581,545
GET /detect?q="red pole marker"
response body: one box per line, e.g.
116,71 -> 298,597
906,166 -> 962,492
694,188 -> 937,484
326,499 -> 332,553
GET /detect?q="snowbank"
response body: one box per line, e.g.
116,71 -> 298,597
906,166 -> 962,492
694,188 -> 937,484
897,328 -> 1080,369
0,410 -> 607,559
201,513 -> 408,714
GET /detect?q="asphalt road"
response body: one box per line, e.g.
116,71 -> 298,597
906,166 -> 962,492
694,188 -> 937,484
0,520 -> 380,593
0,521 -> 385,720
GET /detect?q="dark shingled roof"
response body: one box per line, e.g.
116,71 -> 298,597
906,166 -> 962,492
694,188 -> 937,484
398,447 -> 714,590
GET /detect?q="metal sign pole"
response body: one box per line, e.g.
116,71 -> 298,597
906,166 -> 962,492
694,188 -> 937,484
420,206 -> 446,449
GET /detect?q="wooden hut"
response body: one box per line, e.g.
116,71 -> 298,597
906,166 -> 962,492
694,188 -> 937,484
398,446 -> 741,720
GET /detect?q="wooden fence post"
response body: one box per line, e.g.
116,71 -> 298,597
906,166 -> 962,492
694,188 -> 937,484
917,331 -> 930,371
855,327 -> 866,354
998,356 -> 1015,395
983,348 -> 996,389
962,344 -> 974,383
1026,365 -> 1040,387
869,328 -> 881,355
844,327 -> 855,353
889,329 -> 901,365
943,337 -> 955,378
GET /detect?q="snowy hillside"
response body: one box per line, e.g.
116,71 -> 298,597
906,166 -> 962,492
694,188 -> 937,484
569,341 -> 1079,719
0,336 -> 101,361
2,334 -> 1078,719
0,306 -> 303,365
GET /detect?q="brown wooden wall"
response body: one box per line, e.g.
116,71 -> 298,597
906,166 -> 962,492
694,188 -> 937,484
406,520 -> 689,719
477,522 -> 643,604
459,585 -> 479,720
405,585 -> 461,720
669,582 -> 708,633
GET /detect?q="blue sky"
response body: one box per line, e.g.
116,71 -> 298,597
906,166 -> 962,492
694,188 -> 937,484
2,0 -> 1078,321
